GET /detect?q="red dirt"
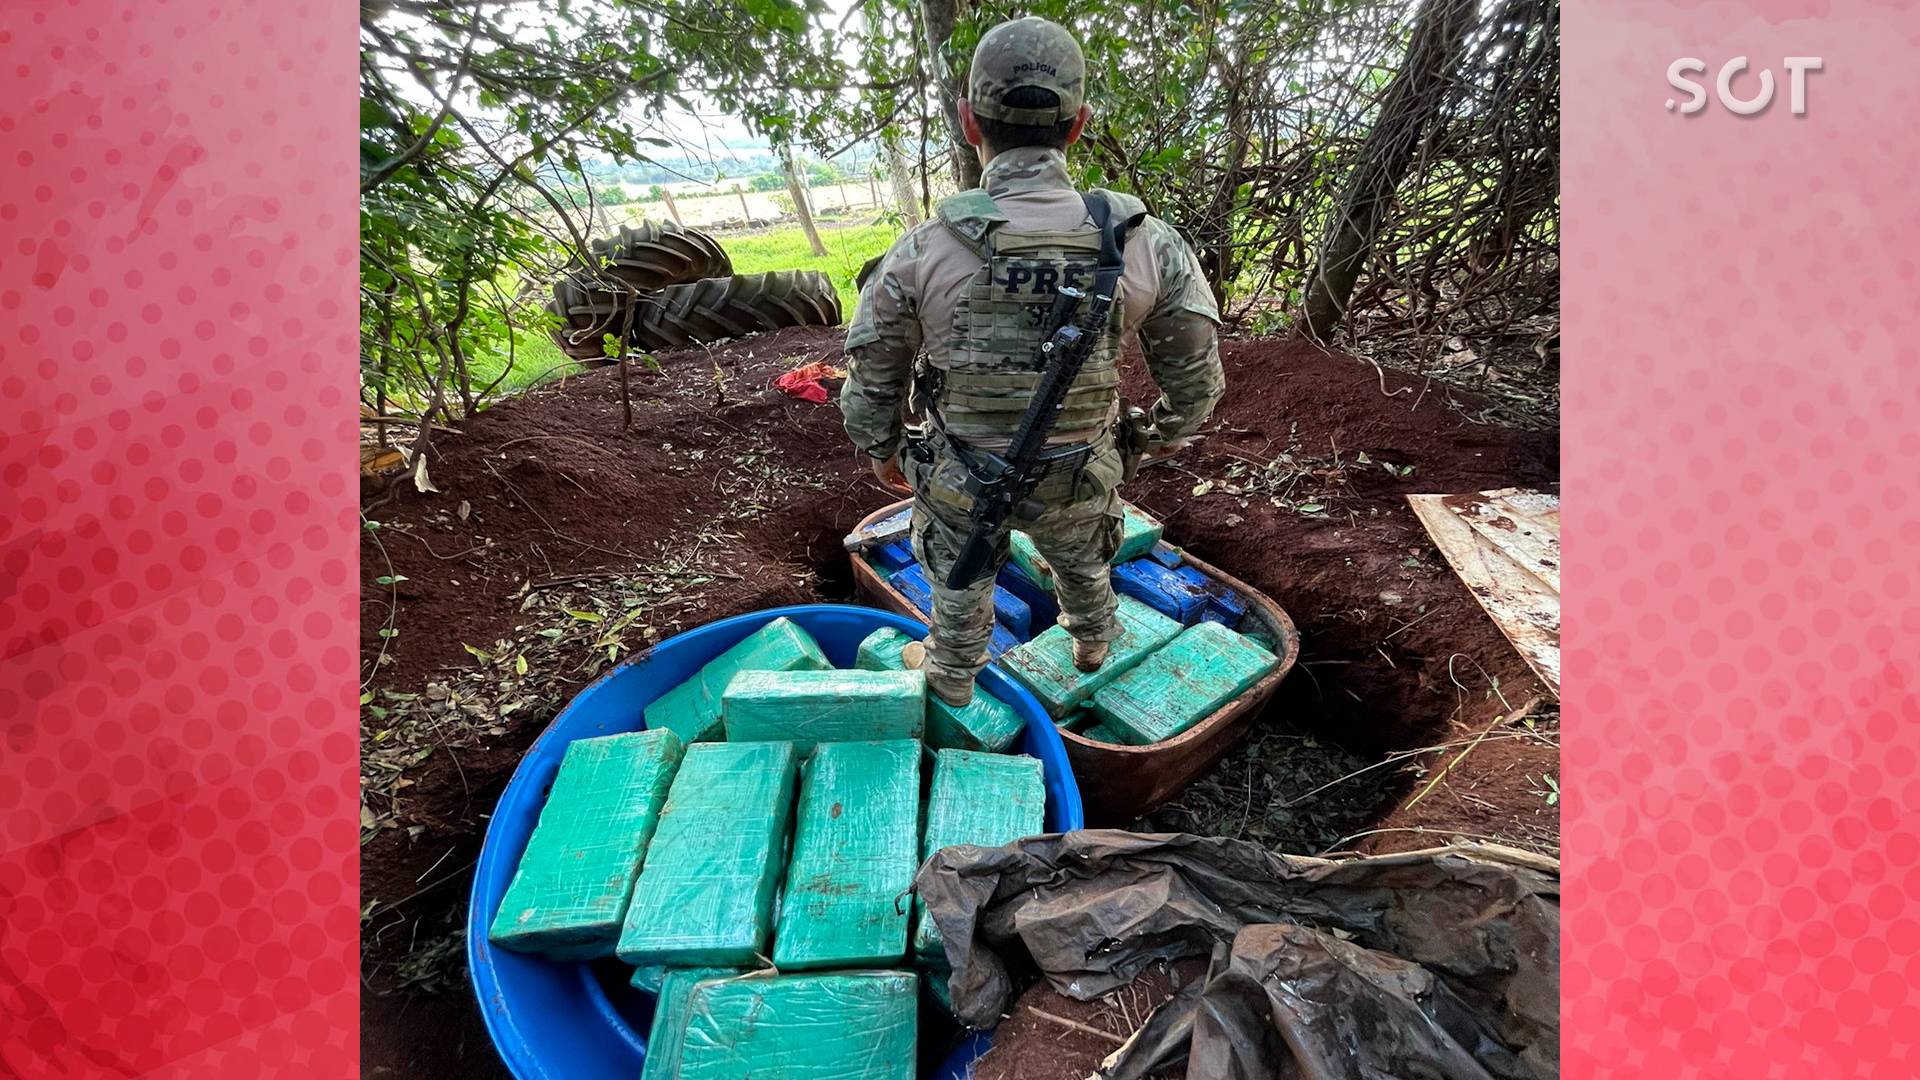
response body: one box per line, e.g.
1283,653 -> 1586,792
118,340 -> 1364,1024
357,324 -> 1558,1074
972,958 -> 1210,1080
360,324 -> 870,687
1119,335 -> 1555,756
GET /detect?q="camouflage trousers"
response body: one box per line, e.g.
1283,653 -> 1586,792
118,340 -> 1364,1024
904,430 -> 1126,697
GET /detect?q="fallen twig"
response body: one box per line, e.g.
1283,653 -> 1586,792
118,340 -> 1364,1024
390,529 -> 493,561
1030,1007 -> 1128,1046
1401,697 -> 1543,812
1317,825 -> 1558,860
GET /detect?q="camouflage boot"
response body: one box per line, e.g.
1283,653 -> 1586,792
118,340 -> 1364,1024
901,639 -> 976,707
1071,637 -> 1109,672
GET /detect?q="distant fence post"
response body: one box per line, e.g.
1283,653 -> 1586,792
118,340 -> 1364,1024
735,187 -> 752,225
783,148 -> 829,256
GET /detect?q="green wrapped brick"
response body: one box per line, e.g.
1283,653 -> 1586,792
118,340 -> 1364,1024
913,750 -> 1046,959
1008,503 -> 1166,592
488,729 -> 685,960
630,962 -> 747,995
616,741 -> 799,967
1113,503 -> 1166,563
1091,621 -> 1279,745
638,968 -> 737,1080
773,740 -> 920,969
1007,530 -> 1057,592
1079,722 -> 1127,744
854,626 -> 914,672
721,669 -> 925,753
928,689 -> 1024,753
677,971 -> 917,1080
1001,597 -> 1180,718
643,617 -> 831,744
853,628 -> 1024,753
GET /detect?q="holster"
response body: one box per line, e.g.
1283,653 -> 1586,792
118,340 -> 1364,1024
903,423 -> 935,465
1116,404 -> 1152,483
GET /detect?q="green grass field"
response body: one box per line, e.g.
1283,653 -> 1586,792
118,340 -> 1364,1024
469,220 -> 898,401
723,221 -> 898,317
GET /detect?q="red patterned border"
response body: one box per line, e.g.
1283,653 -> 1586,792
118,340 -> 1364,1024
4,0 -> 1919,1075
1564,0 -> 1920,1076
0,2 -> 358,1074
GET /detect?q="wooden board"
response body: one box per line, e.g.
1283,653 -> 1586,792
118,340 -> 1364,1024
1441,487 -> 1561,593
1407,489 -> 1561,698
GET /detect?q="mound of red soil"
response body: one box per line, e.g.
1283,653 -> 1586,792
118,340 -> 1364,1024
358,325 -> 1557,1075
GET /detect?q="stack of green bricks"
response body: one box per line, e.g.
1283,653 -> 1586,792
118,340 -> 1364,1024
486,616 -> 1048,1080
1003,598 -> 1280,746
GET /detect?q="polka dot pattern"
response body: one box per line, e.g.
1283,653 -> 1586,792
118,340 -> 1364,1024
0,2 -> 356,1075
1565,4 -> 1920,1077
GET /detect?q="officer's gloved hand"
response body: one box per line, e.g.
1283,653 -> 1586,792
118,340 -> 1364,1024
872,454 -> 912,495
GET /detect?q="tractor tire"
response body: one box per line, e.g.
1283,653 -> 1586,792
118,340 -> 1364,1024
628,271 -> 843,352
588,220 -> 732,293
547,273 -> 633,360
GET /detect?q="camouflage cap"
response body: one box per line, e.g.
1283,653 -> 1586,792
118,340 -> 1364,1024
966,16 -> 1085,125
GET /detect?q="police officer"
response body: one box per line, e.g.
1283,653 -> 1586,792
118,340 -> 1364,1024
840,16 -> 1224,707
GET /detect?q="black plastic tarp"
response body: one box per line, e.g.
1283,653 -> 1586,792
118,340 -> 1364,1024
914,830 -> 1558,1080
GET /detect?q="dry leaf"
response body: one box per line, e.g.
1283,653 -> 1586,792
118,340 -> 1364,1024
412,454 -> 439,494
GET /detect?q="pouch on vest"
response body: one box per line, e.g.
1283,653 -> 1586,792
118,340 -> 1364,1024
931,194 -> 1127,445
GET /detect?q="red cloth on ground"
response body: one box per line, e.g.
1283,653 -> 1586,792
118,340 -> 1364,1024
773,360 -> 844,404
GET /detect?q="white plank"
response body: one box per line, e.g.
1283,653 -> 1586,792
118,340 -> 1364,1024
1408,491 -> 1561,698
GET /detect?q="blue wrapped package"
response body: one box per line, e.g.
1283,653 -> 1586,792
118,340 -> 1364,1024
997,562 -> 1060,632
992,585 -> 1032,639
1111,558 -> 1209,624
893,564 -> 935,616
1174,564 -> 1250,624
871,539 -> 916,574
986,623 -> 1022,658
895,565 -> 1025,656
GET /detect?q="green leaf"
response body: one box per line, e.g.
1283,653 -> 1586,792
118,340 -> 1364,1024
515,654 -> 529,676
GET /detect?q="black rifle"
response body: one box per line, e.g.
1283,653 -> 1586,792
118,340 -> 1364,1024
944,194 -> 1145,589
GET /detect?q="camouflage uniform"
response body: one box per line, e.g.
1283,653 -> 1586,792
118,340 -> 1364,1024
840,18 -> 1224,700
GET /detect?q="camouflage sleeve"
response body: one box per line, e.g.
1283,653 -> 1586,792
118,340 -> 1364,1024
1135,217 -> 1225,445
839,228 -> 928,459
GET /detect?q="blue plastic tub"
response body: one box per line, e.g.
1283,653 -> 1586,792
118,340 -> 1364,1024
467,604 -> 1082,1080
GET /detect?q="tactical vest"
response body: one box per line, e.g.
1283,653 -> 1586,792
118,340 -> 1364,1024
928,189 -> 1128,446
